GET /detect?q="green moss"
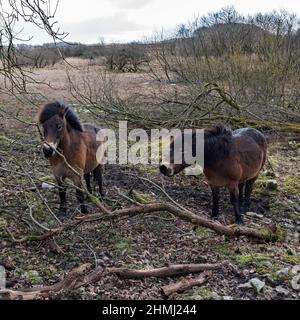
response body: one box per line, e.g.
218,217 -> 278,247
275,225 -> 286,242
129,189 -> 152,204
282,174 -> 300,195
39,175 -> 56,183
89,194 -> 103,206
0,135 -> 14,144
113,239 -> 134,256
235,252 -> 275,275
254,175 -> 277,196
184,287 -> 220,300
236,252 -> 271,265
195,226 -> 214,239
258,224 -> 285,242
133,164 -> 158,175
24,270 -> 43,285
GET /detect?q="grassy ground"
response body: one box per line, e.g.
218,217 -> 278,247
0,63 -> 299,300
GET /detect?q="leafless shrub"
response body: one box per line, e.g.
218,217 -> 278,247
104,43 -> 149,72
15,46 -> 61,68
146,6 -> 300,123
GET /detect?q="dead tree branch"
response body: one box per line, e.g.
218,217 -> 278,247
0,263 -> 221,300
107,263 -> 223,279
5,200 -> 280,243
162,271 -> 212,297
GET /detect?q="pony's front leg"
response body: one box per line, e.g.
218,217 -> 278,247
210,186 -> 220,219
56,177 -> 67,215
84,172 -> 93,194
76,189 -> 87,214
229,184 -> 244,224
73,176 -> 88,214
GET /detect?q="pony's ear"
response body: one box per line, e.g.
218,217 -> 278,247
61,106 -> 69,118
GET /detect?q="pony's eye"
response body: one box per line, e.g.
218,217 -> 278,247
57,124 -> 63,131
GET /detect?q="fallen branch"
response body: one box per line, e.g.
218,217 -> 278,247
0,263 -> 96,300
162,271 -> 212,297
6,201 -> 280,243
107,263 -> 223,279
0,263 -> 220,300
77,202 -> 279,241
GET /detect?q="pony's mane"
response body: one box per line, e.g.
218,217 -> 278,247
204,124 -> 233,167
38,102 -> 83,132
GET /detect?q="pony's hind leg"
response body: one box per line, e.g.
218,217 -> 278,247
56,177 -> 67,215
238,183 -> 244,209
93,165 -> 104,197
84,172 -> 93,194
244,177 -> 257,213
228,184 -> 243,224
211,186 -> 220,219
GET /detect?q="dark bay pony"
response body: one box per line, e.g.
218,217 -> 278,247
38,102 -> 105,214
159,125 -> 267,224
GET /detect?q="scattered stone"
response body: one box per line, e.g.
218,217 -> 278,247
250,278 -> 265,293
263,286 -> 277,299
242,269 -> 250,277
276,267 -> 290,277
222,295 -> 234,300
238,278 -> 265,293
291,265 -> 300,275
290,266 -> 300,291
291,275 -> 300,291
275,286 -> 290,296
266,179 -> 277,190
238,282 -> 252,290
192,295 -> 203,300
41,182 -> 55,189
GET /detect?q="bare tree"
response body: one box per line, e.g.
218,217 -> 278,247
0,0 -> 66,93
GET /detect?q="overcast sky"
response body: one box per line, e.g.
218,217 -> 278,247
16,0 -> 300,44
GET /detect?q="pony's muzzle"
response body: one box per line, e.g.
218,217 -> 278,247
159,164 -> 174,177
43,143 -> 57,158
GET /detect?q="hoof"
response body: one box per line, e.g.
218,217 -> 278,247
235,217 -> 244,225
81,207 -> 88,214
211,212 -> 219,220
58,207 -> 67,216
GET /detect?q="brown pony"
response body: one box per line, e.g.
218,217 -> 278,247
38,102 -> 105,214
159,125 -> 267,224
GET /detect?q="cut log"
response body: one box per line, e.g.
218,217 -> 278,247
162,271 -> 212,297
